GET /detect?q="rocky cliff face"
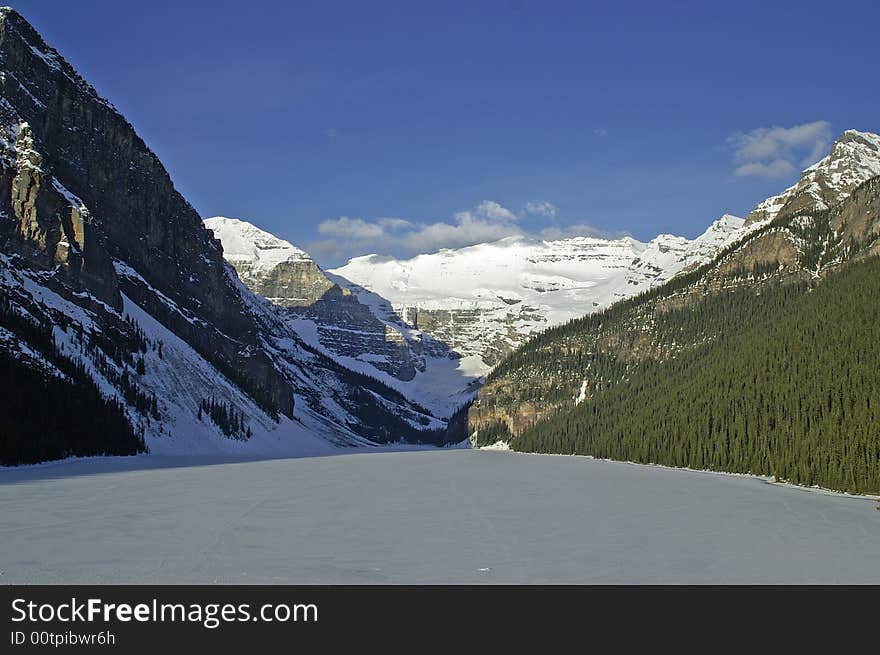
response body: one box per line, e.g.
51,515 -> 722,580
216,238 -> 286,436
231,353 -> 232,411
0,8 -> 451,462
0,7 -> 294,417
203,217 -> 334,307
206,217 -> 472,416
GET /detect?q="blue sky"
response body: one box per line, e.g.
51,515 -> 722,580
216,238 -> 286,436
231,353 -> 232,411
12,0 -> 880,266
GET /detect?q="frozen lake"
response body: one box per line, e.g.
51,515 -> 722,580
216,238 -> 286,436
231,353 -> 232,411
2,449 -> 879,584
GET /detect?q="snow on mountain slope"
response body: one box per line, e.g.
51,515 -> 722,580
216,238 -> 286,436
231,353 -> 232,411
0,252 -> 343,458
204,217 -> 312,270
745,130 -> 880,227
204,216 -> 334,307
206,217 -> 478,417
0,8 -> 453,464
209,214 -> 747,414
329,215 -> 746,377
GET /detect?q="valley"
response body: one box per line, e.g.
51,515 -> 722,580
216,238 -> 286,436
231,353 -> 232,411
1,5 -> 878,504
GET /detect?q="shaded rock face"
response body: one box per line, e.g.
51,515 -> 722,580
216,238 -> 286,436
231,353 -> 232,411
0,8 -> 293,417
0,112 -> 119,303
204,218 -> 449,385
292,286 -> 423,381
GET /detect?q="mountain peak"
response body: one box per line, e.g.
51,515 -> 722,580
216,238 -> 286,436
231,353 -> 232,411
0,6 -> 21,21
204,217 -> 312,271
836,129 -> 880,148
700,214 -> 746,236
745,128 -> 880,227
716,213 -> 745,226
205,217 -> 336,308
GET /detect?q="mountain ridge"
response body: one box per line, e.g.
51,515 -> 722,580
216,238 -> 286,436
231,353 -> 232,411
0,7 -> 453,464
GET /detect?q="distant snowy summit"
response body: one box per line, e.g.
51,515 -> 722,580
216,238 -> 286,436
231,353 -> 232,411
204,217 -> 313,269
209,212 -> 746,391
325,214 -> 746,374
205,217 -> 334,307
331,216 -> 745,313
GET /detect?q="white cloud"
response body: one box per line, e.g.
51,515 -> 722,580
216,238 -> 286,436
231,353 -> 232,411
306,200 -> 606,265
376,217 -> 414,230
733,158 -> 796,179
458,200 -> 518,223
524,201 -> 558,218
318,217 -> 387,240
728,120 -> 831,178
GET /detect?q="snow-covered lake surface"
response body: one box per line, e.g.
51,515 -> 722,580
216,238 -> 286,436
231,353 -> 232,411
2,450 -> 879,584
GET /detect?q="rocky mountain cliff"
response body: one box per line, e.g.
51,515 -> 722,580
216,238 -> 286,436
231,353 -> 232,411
0,7 -> 294,415
205,217 -> 473,417
0,8 -> 449,464
204,217 -> 334,307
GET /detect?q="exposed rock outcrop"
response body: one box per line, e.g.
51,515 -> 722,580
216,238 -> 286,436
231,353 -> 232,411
204,217 -> 334,307
1,7 -> 455,461
0,7 -> 294,416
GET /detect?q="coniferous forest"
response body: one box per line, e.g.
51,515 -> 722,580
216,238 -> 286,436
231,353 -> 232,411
510,256 -> 880,494
0,295 -> 147,465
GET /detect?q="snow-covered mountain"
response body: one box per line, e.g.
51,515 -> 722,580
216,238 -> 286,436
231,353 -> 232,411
206,218 -> 478,417
203,217 -> 334,306
329,215 -> 746,373
0,8 -> 450,465
208,213 -> 746,417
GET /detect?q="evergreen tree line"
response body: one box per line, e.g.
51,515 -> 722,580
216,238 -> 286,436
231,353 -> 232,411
512,255 -> 880,494
0,296 -> 146,465
199,396 -> 253,440
87,314 -> 149,368
471,419 -> 511,448
207,356 -> 282,422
